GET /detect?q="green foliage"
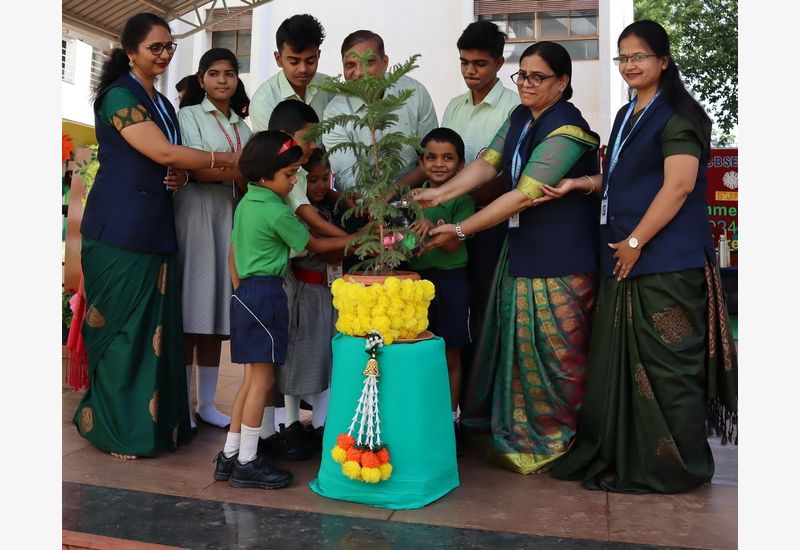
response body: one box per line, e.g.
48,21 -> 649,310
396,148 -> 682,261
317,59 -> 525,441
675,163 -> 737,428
75,144 -> 100,206
635,0 -> 738,144
309,51 -> 425,273
62,289 -> 74,332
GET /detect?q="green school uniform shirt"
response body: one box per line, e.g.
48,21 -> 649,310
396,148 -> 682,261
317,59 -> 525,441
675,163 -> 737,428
231,184 -> 310,278
409,182 -> 475,271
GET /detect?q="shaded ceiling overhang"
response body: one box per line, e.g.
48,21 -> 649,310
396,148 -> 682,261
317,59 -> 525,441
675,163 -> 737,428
63,0 -> 274,45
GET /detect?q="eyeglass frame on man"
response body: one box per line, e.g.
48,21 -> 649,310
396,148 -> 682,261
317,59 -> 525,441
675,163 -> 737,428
144,41 -> 178,56
612,53 -> 658,66
510,70 -> 556,88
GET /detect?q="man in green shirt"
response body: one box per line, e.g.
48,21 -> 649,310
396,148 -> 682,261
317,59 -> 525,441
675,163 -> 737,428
250,14 -> 334,132
322,30 -> 438,191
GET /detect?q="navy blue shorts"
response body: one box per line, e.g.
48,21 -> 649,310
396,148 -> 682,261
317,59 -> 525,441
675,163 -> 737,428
418,268 -> 471,348
230,276 -> 288,365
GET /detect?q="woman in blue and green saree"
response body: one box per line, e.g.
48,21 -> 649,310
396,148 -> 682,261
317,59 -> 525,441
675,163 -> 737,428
549,20 -> 737,494
74,13 -> 239,459
414,41 -> 601,474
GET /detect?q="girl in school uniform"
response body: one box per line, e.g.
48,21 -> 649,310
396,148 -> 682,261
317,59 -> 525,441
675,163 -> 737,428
175,47 -> 252,431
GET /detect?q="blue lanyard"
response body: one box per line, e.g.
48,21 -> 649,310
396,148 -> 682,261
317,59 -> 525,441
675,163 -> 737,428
128,71 -> 178,145
511,118 -> 534,186
604,90 -> 661,197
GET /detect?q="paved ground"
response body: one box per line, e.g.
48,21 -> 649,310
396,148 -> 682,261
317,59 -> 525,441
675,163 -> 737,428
62,343 -> 737,549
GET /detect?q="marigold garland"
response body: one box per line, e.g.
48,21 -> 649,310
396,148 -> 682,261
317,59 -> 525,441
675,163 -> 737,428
331,277 -> 435,344
329,331 -> 394,484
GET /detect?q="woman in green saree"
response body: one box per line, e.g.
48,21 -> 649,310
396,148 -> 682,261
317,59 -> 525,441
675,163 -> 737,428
548,20 -> 737,493
414,42 -> 601,474
74,13 -> 239,459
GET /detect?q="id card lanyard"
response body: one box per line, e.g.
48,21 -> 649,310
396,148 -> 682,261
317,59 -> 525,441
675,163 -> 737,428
600,90 -> 661,225
211,111 -> 242,199
509,118 -> 534,228
129,72 -> 178,180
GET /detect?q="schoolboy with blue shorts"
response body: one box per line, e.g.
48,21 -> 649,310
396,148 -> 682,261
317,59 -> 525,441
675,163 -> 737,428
409,128 -> 475,439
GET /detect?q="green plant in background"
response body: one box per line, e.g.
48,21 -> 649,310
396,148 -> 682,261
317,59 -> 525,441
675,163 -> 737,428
309,52 -> 425,274
75,144 -> 99,206
62,289 -> 74,336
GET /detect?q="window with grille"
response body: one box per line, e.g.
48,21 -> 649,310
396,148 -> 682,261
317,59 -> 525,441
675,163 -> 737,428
90,48 -> 108,90
476,1 -> 599,61
62,39 -> 76,83
211,29 -> 251,73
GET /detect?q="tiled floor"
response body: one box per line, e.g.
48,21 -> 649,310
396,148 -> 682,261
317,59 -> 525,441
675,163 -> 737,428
63,343 -> 737,549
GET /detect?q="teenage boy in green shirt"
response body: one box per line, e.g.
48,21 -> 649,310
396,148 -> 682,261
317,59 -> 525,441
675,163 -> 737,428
441,21 -> 519,407
250,14 -> 334,132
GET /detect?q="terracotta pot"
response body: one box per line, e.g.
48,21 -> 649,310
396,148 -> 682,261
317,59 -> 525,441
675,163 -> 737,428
342,271 -> 420,285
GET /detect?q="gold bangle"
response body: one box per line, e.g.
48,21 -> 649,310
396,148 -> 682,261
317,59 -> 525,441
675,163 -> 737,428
583,175 -> 596,195
209,151 -> 216,170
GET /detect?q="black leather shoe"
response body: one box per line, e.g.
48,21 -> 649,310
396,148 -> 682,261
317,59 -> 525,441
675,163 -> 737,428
283,421 -> 317,453
213,451 -> 236,481
307,425 -> 324,452
257,430 -> 313,461
228,455 -> 293,489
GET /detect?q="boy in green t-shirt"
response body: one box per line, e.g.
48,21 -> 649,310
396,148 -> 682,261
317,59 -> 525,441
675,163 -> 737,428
214,131 -> 351,490
410,128 -> 475,440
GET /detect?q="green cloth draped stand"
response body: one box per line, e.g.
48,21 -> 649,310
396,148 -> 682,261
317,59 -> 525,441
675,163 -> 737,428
309,333 -> 459,509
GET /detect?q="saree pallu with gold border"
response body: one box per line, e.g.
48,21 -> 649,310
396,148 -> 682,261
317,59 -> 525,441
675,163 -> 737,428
461,241 -> 597,474
72,238 -> 192,457
550,263 -> 737,493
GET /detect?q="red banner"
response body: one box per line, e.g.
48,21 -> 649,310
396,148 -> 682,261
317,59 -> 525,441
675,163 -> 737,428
705,148 -> 738,251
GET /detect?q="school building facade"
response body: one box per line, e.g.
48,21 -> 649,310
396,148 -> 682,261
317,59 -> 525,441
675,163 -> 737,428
62,0 -> 633,144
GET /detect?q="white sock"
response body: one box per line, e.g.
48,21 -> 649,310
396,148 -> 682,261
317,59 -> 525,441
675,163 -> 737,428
238,424 -> 261,464
284,395 -> 301,426
308,389 -> 330,428
260,407 -> 276,439
195,366 -> 231,427
185,365 -> 197,429
223,431 -> 240,458
274,406 -> 285,430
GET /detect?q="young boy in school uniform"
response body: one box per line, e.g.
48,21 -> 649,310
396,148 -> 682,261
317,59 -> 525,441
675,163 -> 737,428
409,128 -> 475,445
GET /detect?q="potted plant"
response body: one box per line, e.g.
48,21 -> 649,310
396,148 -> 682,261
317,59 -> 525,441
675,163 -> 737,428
310,51 -> 435,343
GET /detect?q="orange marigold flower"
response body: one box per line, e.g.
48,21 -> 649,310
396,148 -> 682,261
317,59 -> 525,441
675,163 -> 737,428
360,451 -> 381,469
346,446 -> 363,463
337,433 -> 355,450
376,448 -> 390,464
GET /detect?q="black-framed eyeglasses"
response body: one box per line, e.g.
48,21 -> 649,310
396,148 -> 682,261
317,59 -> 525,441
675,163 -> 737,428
613,54 -> 658,66
510,70 -> 555,87
145,41 -> 178,55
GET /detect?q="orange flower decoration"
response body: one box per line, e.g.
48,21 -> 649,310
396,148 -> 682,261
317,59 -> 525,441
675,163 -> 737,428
361,451 -> 381,469
337,433 -> 355,450
376,448 -> 390,464
62,134 -> 75,163
346,446 -> 363,463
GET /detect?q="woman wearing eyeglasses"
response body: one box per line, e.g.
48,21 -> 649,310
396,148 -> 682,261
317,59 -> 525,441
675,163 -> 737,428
413,41 -> 600,474
74,13 -> 240,460
550,20 -> 737,493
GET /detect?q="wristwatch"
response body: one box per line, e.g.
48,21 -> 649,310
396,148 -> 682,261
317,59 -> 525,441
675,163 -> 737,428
628,236 -> 640,249
455,223 -> 467,241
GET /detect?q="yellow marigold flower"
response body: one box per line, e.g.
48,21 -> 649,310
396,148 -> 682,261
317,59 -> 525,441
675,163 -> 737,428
378,462 -> 393,480
342,460 -> 362,480
331,446 -> 347,464
383,277 -> 400,293
361,466 -> 382,483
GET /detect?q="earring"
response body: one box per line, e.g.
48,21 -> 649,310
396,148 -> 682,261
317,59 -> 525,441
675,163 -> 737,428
129,58 -> 134,67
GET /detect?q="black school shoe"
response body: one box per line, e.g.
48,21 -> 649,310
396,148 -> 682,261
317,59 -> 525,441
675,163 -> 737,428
213,451 -> 237,481
307,425 -> 324,452
228,454 -> 293,489
257,423 -> 313,461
